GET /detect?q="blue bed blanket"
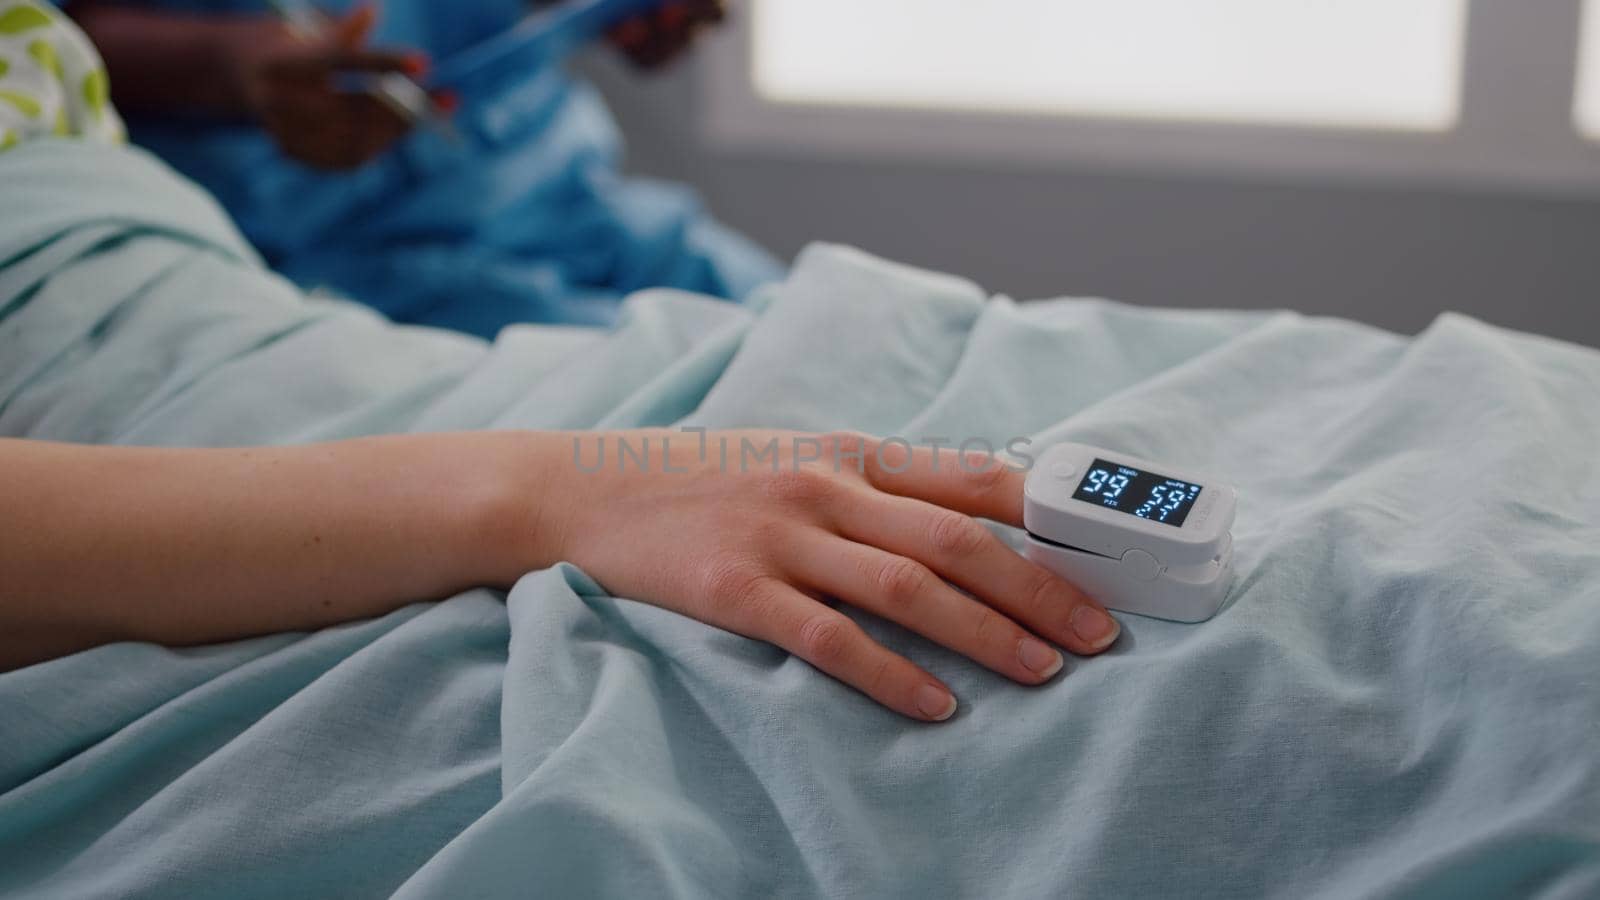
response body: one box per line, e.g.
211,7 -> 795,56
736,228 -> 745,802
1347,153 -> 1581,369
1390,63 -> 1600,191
2,140 -> 1598,899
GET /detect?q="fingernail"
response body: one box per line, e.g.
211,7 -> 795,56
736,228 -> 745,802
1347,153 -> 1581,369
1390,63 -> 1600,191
1018,638 -> 1064,679
915,684 -> 957,721
1071,605 -> 1121,650
404,54 -> 430,77
433,91 -> 459,114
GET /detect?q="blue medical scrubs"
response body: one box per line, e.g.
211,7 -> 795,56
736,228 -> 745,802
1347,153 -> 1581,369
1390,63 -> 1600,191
114,0 -> 784,335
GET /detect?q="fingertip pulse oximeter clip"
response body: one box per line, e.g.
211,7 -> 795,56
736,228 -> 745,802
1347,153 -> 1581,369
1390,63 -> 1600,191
1023,443 -> 1237,623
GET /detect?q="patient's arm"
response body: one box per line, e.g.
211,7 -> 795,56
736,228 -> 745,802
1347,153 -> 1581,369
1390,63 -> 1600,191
0,431 -> 1120,721
0,434 -> 537,668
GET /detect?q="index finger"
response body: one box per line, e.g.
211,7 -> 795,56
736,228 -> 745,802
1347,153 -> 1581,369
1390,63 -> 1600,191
830,433 -> 1029,526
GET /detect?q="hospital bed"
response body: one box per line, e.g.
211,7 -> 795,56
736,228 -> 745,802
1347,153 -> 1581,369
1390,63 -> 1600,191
1,138 -> 1597,899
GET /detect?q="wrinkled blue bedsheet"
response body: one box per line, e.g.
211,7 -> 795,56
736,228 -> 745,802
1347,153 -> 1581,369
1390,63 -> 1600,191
2,140 -> 1598,899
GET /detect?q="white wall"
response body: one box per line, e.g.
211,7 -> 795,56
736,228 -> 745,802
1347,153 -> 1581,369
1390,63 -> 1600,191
581,51 -> 1600,348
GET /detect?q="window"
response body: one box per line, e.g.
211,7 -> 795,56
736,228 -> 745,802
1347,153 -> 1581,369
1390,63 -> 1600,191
1575,0 -> 1600,141
752,0 -> 1466,132
699,3 -> 1600,193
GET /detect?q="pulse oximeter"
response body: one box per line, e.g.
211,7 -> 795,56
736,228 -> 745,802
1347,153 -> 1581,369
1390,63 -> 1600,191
1023,443 -> 1237,623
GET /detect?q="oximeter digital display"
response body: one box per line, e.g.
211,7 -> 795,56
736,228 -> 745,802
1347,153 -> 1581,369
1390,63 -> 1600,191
1074,459 -> 1203,527
1023,443 -> 1237,623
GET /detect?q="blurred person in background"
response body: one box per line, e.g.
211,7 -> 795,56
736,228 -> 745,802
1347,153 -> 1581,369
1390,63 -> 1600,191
61,0 -> 782,335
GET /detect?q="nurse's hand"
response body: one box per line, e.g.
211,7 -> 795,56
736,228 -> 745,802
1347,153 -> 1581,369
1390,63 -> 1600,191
607,0 -> 725,69
534,431 -> 1122,721
229,4 -> 436,170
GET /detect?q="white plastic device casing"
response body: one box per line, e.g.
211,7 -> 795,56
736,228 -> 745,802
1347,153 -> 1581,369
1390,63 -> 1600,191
1023,443 -> 1237,623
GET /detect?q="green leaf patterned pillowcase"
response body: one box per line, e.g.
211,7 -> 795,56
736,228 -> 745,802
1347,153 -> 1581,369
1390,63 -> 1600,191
0,0 -> 123,151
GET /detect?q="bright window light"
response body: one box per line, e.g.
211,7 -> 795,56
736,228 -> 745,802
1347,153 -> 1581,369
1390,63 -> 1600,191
751,0 -> 1466,131
1576,0 -> 1600,140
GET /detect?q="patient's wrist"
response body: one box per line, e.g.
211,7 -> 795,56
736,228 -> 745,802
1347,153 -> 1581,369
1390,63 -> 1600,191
466,431 -> 573,587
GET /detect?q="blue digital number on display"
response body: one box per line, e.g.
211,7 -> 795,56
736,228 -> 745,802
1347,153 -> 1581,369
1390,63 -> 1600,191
1074,458 -> 1203,528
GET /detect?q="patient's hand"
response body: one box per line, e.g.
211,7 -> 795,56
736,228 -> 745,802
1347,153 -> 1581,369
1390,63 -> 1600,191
0,430 -> 1118,721
532,431 -> 1121,721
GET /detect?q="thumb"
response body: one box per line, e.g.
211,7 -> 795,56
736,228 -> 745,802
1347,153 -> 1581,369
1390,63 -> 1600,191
332,1 -> 378,49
